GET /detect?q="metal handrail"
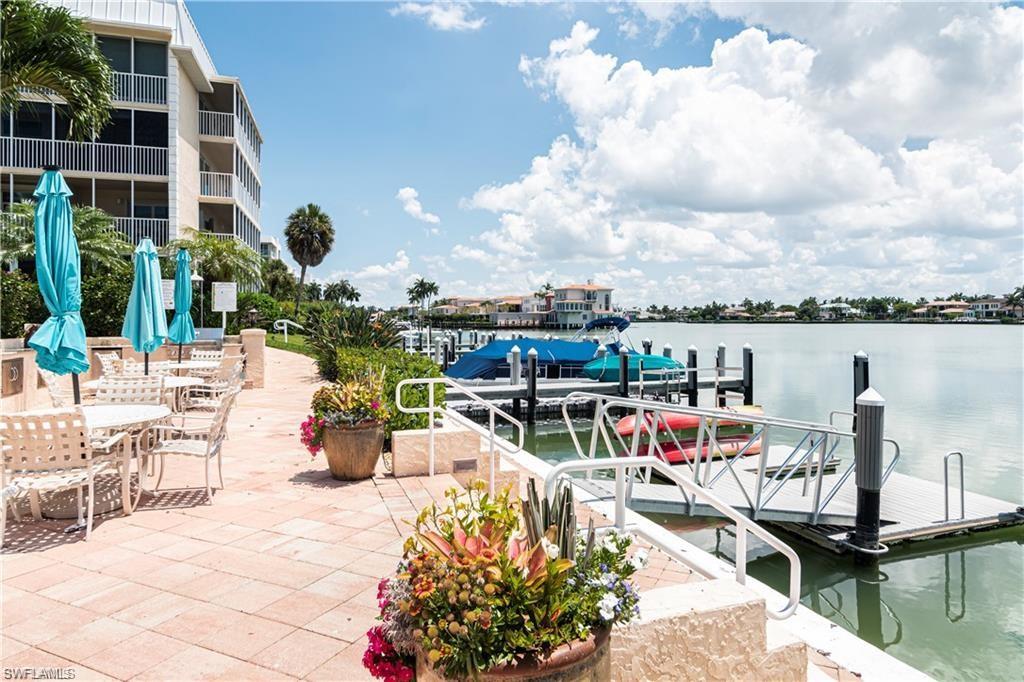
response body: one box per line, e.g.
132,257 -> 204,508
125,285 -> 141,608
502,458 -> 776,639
395,377 -> 524,493
272,319 -> 303,343
544,456 -> 802,620
943,451 -> 965,521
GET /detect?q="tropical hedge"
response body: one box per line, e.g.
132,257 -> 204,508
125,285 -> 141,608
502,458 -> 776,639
0,269 -> 130,339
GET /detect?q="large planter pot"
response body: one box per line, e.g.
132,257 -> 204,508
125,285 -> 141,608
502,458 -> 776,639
416,627 -> 610,682
321,422 -> 384,480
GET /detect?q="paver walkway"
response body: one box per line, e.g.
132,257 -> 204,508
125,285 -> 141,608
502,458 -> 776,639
2,348 -> 695,681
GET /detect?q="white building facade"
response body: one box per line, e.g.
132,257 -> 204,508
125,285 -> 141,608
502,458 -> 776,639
550,282 -> 613,328
1,0 -> 263,252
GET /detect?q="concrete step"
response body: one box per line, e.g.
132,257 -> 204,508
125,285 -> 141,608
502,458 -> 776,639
758,620 -> 808,680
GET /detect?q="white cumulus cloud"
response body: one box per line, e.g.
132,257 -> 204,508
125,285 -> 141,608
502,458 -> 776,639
396,186 -> 441,226
389,2 -> 485,32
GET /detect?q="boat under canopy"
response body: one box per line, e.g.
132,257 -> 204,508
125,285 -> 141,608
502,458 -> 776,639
582,352 -> 685,382
444,338 -> 622,380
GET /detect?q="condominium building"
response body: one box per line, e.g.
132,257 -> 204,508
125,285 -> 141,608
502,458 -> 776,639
1,0 -> 263,252
260,236 -> 282,261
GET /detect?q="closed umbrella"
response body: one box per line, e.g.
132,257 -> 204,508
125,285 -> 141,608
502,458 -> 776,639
167,248 -> 196,362
27,166 -> 89,403
122,238 -> 167,374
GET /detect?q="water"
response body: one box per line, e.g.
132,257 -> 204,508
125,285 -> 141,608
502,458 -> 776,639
507,322 -> 1024,678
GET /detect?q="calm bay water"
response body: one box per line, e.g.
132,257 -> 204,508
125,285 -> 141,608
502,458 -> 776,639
506,322 -> 1023,679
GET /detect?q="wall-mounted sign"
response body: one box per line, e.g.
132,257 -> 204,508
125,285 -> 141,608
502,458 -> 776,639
161,279 -> 176,310
212,282 -> 237,313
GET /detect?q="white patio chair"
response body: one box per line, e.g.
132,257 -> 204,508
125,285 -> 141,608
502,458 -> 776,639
182,360 -> 244,412
1,408 -> 131,545
37,368 -> 73,408
94,375 -> 166,406
187,349 -> 225,381
151,388 -> 239,503
94,352 -> 121,376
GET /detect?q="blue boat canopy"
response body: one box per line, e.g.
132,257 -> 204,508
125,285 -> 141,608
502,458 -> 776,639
583,316 -> 630,332
445,338 -> 613,380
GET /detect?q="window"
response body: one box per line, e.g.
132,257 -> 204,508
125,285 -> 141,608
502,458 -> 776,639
97,109 -> 131,145
134,111 -> 167,147
133,41 -> 167,76
97,36 -> 131,72
14,102 -> 50,139
134,204 -> 168,219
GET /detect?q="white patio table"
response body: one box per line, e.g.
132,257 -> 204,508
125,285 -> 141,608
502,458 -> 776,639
33,404 -> 171,518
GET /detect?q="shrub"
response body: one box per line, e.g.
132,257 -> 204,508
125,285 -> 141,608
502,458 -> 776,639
307,306 -> 401,380
334,346 -> 444,438
0,270 -> 46,339
227,292 -> 282,333
81,273 -> 132,336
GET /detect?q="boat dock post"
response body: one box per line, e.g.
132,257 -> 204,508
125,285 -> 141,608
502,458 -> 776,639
526,348 -> 538,425
853,350 -> 870,430
642,338 -> 652,354
852,388 -> 886,565
510,344 -> 522,419
662,342 -> 672,359
686,345 -> 698,406
742,344 -> 754,405
441,339 -> 450,372
716,342 -> 727,407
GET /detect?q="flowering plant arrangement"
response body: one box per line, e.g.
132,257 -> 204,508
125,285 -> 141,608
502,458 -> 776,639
300,367 -> 390,456
363,480 -> 644,680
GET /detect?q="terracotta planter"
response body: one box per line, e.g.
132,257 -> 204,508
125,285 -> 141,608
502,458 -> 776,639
321,422 -> 384,480
416,627 -> 610,682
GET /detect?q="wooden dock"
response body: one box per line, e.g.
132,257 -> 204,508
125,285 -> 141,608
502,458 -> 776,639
446,375 -> 742,402
574,446 -> 1023,550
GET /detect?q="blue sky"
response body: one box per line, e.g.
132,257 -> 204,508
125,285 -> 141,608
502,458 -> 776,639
189,2 -> 1022,307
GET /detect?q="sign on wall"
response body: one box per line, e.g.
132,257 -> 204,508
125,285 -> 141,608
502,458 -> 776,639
212,282 -> 237,313
161,279 -> 176,310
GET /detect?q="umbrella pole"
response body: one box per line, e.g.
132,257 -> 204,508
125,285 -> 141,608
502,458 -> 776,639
178,342 -> 183,363
72,373 -> 81,404
144,352 -> 149,375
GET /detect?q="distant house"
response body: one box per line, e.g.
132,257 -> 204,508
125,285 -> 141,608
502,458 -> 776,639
965,298 -> 1006,319
913,301 -> 971,318
550,281 -> 614,328
720,307 -> 751,320
765,310 -> 796,320
818,302 -> 861,320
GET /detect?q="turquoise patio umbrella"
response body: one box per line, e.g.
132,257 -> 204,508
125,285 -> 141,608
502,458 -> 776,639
122,238 -> 168,374
27,167 -> 89,402
167,248 -> 196,361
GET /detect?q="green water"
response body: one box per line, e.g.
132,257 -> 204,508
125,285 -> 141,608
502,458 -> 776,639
505,323 -> 1024,679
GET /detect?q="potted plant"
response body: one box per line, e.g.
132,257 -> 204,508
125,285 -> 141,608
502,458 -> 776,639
300,367 -> 390,480
364,480 -> 646,681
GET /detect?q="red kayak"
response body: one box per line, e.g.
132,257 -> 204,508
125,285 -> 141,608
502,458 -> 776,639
615,405 -> 764,437
619,434 -> 761,465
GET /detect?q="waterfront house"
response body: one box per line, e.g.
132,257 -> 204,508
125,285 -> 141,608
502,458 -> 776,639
765,310 -> 797,320
818,302 -> 862,320
2,0 -> 264,253
912,300 -> 971,318
965,297 -> 1007,319
720,306 -> 751,320
550,281 -> 613,328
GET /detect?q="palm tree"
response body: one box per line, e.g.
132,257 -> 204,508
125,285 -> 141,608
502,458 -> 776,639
1,0 -> 114,138
406,277 -> 439,313
167,227 -> 262,287
284,203 -> 334,315
261,258 -> 296,301
324,279 -> 360,304
1005,285 -> 1024,318
533,281 -> 554,300
305,281 -> 322,301
1,201 -> 130,275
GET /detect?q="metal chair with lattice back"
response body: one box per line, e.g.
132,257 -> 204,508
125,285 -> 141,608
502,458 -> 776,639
0,408 -> 131,545
94,375 -> 166,407
37,368 -> 73,408
94,352 -> 121,377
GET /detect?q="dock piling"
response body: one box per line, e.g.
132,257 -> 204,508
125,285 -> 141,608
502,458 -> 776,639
618,352 -> 629,398
642,338 -> 652,354
442,340 -> 450,371
510,344 -> 522,419
686,345 -> 698,407
662,342 -> 672,359
742,344 -> 754,405
852,388 -> 885,564
526,348 -> 538,425
716,342 -> 727,408
853,350 -> 869,431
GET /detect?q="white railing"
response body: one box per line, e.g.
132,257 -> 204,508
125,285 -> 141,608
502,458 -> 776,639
272,319 -> 304,343
207,232 -> 240,242
0,137 -> 167,176
234,178 -> 260,220
235,121 -> 261,171
199,171 -> 232,198
113,218 -> 169,246
544,456 -> 802,620
199,111 -> 234,137
111,72 -> 168,105
395,377 -> 524,493
560,393 -> 900,524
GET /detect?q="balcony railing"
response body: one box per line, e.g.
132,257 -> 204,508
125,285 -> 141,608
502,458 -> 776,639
1,137 -> 168,176
199,111 -> 234,137
114,218 -> 169,246
199,171 -> 233,198
112,72 -> 167,105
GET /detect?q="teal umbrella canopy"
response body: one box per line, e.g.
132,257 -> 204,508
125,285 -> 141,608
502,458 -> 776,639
122,238 -> 168,354
27,170 -> 89,375
167,248 -> 196,345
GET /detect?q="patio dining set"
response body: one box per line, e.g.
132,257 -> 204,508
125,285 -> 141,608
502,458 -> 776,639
0,349 -> 246,547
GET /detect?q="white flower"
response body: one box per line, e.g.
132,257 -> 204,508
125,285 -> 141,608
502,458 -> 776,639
601,534 -> 619,551
542,538 -> 560,560
630,548 -> 649,571
598,593 -> 619,621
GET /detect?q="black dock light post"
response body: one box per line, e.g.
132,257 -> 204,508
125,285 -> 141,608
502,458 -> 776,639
716,342 -> 727,408
642,337 -> 652,355
686,345 -> 698,407
853,350 -> 869,430
526,347 -> 538,425
852,387 -> 885,565
742,343 -> 754,406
